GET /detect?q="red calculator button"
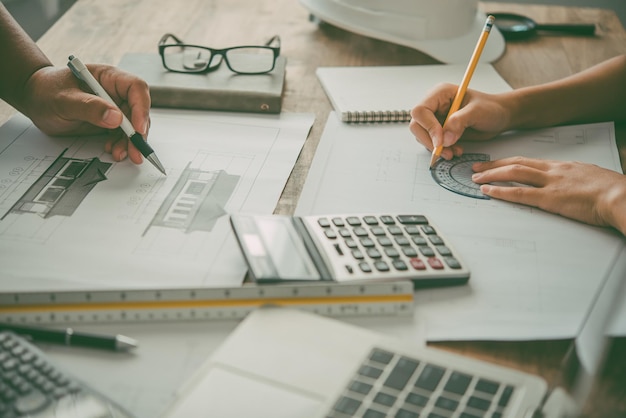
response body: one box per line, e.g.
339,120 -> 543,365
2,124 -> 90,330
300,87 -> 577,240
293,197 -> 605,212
427,257 -> 444,270
410,258 -> 426,270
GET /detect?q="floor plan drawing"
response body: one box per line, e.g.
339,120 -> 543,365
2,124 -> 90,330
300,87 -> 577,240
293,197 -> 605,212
148,166 -> 238,235
2,150 -> 111,220
0,133 -> 116,244
0,110 -> 314,292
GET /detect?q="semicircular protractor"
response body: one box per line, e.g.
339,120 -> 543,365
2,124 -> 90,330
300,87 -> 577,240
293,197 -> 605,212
431,153 -> 490,200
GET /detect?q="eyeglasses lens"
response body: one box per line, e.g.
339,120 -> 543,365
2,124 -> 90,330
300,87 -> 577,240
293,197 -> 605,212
225,47 -> 275,74
163,46 -> 213,72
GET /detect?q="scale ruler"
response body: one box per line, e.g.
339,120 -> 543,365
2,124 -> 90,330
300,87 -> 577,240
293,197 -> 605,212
0,281 -> 414,324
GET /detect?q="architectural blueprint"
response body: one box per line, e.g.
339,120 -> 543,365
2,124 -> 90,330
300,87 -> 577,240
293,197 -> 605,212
296,113 -> 626,341
0,109 -> 314,292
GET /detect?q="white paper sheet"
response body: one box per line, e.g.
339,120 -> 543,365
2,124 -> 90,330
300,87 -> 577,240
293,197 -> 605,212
296,114 -> 626,341
0,109 -> 314,292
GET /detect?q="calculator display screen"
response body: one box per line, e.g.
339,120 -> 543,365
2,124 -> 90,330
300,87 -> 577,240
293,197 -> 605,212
249,216 -> 320,280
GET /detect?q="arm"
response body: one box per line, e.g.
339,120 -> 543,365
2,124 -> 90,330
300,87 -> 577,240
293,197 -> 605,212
475,62 -> 626,235
409,55 -> 626,236
0,4 -> 151,164
506,55 -> 626,130
410,55 -> 626,159
0,4 -> 51,112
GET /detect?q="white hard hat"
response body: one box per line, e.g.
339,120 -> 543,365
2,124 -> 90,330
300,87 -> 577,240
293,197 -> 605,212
299,0 -> 506,64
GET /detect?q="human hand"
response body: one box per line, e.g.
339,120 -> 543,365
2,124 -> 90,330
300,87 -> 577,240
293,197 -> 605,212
22,64 -> 151,164
409,83 -> 513,161
472,156 -> 626,234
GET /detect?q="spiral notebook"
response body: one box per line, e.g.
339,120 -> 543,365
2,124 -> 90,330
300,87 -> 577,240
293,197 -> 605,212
316,64 -> 512,123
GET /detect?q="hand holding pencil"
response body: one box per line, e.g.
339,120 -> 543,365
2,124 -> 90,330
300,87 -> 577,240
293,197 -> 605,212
409,15 -> 513,164
425,15 -> 496,168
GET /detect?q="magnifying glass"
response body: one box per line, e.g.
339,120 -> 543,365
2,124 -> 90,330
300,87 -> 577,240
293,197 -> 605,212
489,12 -> 596,40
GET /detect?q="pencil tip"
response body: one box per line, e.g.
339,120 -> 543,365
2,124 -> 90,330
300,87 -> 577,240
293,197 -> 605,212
429,154 -> 439,169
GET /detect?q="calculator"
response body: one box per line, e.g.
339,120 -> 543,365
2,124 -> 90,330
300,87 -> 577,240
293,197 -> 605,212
230,213 -> 470,287
0,331 -> 135,418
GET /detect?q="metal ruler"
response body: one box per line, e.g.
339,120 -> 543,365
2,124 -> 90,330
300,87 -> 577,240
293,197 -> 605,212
0,281 -> 414,324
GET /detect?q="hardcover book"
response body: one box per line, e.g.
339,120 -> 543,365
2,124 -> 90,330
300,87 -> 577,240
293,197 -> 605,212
118,53 -> 286,114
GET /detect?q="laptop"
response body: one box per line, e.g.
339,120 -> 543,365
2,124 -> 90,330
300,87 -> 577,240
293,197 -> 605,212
161,245 -> 625,418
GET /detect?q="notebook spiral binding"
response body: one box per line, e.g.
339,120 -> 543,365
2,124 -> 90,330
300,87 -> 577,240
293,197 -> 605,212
342,110 -> 412,123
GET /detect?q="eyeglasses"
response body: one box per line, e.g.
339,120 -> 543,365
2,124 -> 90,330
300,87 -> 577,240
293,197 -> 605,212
158,34 -> 281,75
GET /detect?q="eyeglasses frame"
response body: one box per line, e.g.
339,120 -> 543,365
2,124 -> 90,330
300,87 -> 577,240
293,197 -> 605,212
158,33 -> 281,75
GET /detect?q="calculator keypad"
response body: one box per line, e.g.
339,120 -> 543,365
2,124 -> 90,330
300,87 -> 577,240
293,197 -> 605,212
304,214 -> 469,286
0,331 -> 134,417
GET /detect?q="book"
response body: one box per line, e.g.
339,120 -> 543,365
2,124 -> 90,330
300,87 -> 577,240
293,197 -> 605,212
118,53 -> 286,113
316,64 -> 512,123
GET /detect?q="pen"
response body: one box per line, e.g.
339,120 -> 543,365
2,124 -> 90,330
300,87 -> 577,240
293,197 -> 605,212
67,55 -> 167,175
0,323 -> 138,352
429,15 -> 496,169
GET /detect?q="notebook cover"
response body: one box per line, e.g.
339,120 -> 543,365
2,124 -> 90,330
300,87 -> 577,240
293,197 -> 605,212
118,53 -> 286,114
316,64 -> 512,123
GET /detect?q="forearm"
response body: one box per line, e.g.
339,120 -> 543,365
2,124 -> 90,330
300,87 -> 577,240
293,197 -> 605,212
504,55 -> 626,130
602,180 -> 626,237
0,4 -> 52,112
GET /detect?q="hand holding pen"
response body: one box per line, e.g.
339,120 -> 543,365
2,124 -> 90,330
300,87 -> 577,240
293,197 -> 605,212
67,55 -> 166,175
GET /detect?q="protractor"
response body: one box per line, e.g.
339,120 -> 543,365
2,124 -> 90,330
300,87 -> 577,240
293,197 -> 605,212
431,153 -> 490,200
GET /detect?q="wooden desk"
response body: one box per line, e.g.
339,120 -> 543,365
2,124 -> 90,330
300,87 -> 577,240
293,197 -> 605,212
1,0 -> 625,415
1,0 -> 626,209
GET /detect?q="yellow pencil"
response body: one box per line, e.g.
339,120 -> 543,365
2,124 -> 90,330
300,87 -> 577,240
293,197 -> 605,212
429,15 -> 496,169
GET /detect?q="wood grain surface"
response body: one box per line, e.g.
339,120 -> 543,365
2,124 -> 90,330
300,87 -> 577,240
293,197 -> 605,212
1,1 -> 625,415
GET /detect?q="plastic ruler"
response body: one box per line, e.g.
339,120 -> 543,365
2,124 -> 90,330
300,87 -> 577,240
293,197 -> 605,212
431,153 -> 491,200
0,281 -> 414,324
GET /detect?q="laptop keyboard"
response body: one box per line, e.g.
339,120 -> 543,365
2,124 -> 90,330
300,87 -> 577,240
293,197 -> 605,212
327,347 -> 515,418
